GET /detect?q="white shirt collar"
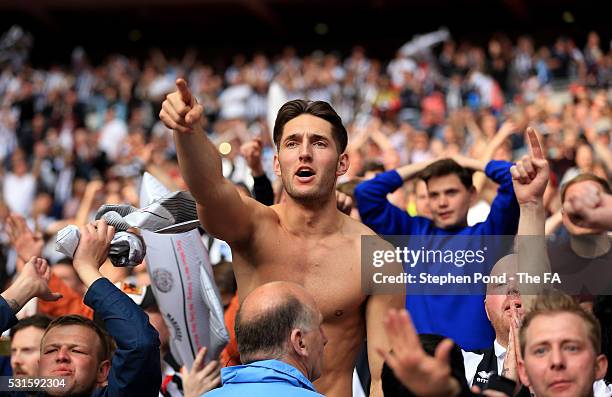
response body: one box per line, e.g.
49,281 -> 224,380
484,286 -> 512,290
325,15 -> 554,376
493,339 -> 507,359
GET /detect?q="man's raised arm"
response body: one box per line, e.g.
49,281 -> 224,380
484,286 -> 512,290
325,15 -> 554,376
159,79 -> 255,243
73,219 -> 161,397
354,159 -> 437,235
367,293 -> 405,397
396,158 -> 438,181
363,235 -> 405,397
510,127 -> 551,300
1,257 -> 63,332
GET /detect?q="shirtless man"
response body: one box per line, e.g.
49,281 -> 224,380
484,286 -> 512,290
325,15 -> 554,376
159,79 -> 402,397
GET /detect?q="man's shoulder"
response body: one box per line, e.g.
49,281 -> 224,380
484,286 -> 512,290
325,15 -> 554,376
241,195 -> 277,216
344,213 -> 378,237
231,199 -> 279,240
265,202 -> 286,221
342,214 -> 395,251
208,360 -> 324,397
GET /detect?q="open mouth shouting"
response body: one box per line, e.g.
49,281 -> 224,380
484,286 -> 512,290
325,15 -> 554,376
295,167 -> 316,183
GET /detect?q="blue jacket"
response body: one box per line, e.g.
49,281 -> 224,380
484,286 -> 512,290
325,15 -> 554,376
354,160 -> 519,350
0,277 -> 161,397
204,359 -> 323,397
0,296 -> 18,333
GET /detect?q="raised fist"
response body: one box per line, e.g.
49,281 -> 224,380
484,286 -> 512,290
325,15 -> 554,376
564,184 -> 612,230
240,138 -> 264,176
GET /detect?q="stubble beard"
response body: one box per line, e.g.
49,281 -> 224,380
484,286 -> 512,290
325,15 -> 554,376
282,173 -> 336,207
491,313 -> 510,345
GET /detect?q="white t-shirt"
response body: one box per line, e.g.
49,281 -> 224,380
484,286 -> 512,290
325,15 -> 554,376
98,118 -> 128,161
2,172 -> 36,216
218,84 -> 252,120
468,200 -> 491,226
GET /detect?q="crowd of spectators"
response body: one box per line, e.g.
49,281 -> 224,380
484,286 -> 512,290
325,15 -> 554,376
0,26 -> 611,396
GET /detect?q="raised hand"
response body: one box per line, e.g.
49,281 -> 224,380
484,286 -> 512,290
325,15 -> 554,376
451,154 -> 486,172
335,191 -> 353,215
135,142 -> 156,166
240,138 -> 264,176
563,184 -> 612,230
72,219 -> 115,287
501,306 -> 522,384
1,257 -> 62,314
21,257 -> 63,302
496,120 -> 517,138
85,179 -> 105,195
73,219 -> 115,269
510,127 -> 549,205
6,214 -> 44,264
159,79 -> 205,134
376,309 -> 461,397
180,347 -> 221,397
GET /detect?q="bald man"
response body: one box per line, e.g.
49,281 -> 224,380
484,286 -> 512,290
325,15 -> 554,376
462,254 -> 530,396
206,281 -> 327,396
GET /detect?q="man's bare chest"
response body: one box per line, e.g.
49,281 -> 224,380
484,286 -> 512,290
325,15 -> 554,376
233,232 -> 365,319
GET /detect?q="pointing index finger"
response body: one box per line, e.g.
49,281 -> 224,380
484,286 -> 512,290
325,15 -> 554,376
176,79 -> 193,106
527,127 -> 544,160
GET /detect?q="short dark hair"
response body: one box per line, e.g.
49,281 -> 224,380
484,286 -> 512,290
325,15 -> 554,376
10,314 -> 52,338
235,296 -> 314,363
358,161 -> 385,177
420,159 -> 474,190
273,99 -> 348,154
560,173 -> 612,203
43,315 -> 114,363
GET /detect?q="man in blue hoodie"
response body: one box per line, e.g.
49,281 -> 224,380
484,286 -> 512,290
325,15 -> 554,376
355,152 -> 520,350
205,281 -> 327,396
